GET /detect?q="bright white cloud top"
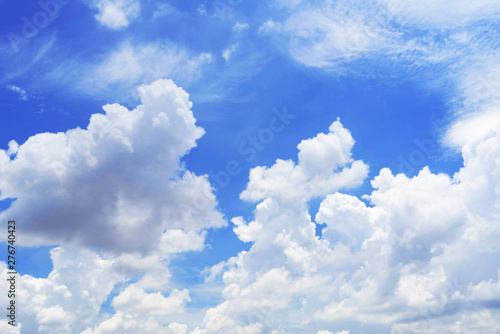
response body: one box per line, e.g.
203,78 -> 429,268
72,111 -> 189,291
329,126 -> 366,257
0,0 -> 500,333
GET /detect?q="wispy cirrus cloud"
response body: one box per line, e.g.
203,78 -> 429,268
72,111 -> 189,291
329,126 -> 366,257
81,41 -> 212,96
261,0 -> 500,66
259,0 -> 500,153
5,84 -> 28,100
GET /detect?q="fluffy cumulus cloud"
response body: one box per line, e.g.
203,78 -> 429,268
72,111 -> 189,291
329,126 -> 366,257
81,283 -> 191,334
195,118 -> 500,333
1,247 -> 119,333
190,120 -> 369,333
0,79 -> 225,253
0,79 -> 225,333
0,79 -> 227,333
192,110 -> 500,332
82,313 -> 189,334
90,0 -> 141,29
240,119 -> 369,203
0,246 -> 193,333
196,2 -> 500,330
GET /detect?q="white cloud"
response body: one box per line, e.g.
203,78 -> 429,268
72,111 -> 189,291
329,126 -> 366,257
260,0 -> 500,162
0,247 -> 125,333
240,118 -> 369,202
190,120 -> 370,332
233,22 -> 249,32
5,84 -> 28,100
112,285 -> 190,316
91,0 -> 140,29
0,79 -> 234,334
316,193 -> 375,247
222,44 -> 238,61
2,79 -> 499,333
193,109 -> 500,332
2,1 -> 499,328
221,23 -> 249,62
160,229 -> 207,254
446,108 -> 500,148
152,3 -> 182,19
260,1 -> 396,68
0,242 -> 198,334
6,140 -> 19,156
260,0 -> 500,77
258,20 -> 281,35
232,217 -> 262,243
445,54 -> 500,148
82,312 -> 189,334
0,79 -> 225,253
0,319 -> 21,334
81,41 -> 212,97
201,301 -> 264,334
297,120 -> 355,176
197,4 -> 208,17
37,305 -> 76,333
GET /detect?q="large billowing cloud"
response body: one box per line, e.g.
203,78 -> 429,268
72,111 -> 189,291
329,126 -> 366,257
0,79 -> 225,253
194,114 -> 500,332
0,245 -> 193,334
0,79 -> 227,334
1,248 -> 123,333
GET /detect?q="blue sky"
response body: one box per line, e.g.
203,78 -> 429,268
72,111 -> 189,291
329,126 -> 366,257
1,0 -> 500,333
